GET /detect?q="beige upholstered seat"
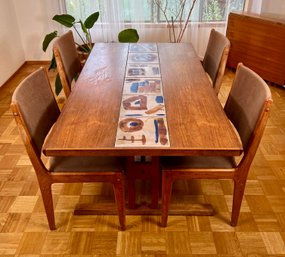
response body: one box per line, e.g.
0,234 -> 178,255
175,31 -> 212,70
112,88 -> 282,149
161,63 -> 273,227
11,67 -> 126,230
202,29 -> 230,94
53,30 -> 82,98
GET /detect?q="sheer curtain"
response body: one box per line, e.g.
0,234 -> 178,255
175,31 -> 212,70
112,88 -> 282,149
97,0 -> 125,42
185,0 -> 247,58
62,0 -> 147,43
97,0 -> 147,42
62,0 -> 246,57
245,0 -> 262,14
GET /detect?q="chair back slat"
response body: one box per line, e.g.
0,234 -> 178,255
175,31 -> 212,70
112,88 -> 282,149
203,29 -> 230,93
224,64 -> 272,152
11,68 -> 60,156
53,30 -> 81,96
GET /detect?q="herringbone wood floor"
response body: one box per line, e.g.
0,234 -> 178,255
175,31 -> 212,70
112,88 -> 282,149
0,62 -> 285,256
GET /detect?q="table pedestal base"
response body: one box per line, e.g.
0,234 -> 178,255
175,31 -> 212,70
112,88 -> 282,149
126,156 -> 160,209
74,202 -> 214,216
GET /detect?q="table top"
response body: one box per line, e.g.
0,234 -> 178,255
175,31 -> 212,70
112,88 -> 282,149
43,43 -> 243,157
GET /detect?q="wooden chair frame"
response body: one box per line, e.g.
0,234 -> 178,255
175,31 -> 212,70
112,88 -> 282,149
11,68 -> 126,230
54,46 -> 72,98
161,64 -> 273,227
213,44 -> 230,94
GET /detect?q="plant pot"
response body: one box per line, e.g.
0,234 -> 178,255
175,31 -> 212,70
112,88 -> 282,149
77,44 -> 94,65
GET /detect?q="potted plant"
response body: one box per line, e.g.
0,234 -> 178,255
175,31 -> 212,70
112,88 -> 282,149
42,12 -> 139,95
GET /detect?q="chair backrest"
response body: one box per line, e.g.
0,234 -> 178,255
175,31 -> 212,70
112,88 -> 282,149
53,30 -> 81,97
203,29 -> 230,94
11,67 -> 60,159
224,64 -> 272,158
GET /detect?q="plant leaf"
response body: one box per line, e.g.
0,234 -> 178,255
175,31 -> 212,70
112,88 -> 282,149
42,31 -> 58,52
48,54 -> 57,71
53,14 -> 75,27
55,73 -> 63,95
79,20 -> 88,34
74,73 -> 79,81
118,29 -> 139,43
84,11 -> 99,29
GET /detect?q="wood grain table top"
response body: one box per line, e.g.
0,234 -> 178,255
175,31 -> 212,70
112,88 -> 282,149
43,43 -> 243,157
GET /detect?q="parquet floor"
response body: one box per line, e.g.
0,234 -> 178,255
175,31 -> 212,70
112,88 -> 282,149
0,63 -> 285,256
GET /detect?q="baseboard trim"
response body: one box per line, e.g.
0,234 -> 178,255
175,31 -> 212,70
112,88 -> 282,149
1,61 -> 51,88
1,61 -> 25,88
25,60 -> 50,65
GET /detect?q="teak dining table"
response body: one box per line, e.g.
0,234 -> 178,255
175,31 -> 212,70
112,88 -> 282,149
43,43 -> 243,216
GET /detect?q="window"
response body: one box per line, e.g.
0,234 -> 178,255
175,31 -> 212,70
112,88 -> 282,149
200,0 -> 245,22
63,0 -> 99,21
64,0 -> 245,23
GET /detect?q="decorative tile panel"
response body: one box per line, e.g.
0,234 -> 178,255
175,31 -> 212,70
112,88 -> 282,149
115,43 -> 169,147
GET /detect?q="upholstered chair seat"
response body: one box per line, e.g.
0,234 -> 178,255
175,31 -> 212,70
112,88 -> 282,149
48,156 -> 124,172
161,156 -> 237,169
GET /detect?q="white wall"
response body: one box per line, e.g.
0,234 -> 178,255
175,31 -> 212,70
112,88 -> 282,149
0,0 -> 25,86
0,0 -> 62,86
13,0 -> 61,61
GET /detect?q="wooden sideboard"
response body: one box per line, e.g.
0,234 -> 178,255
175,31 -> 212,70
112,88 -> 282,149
226,12 -> 285,86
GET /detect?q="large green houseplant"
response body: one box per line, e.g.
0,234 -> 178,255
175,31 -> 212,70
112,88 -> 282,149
43,12 -> 139,95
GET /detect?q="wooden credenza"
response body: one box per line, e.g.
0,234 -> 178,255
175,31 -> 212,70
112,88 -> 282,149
226,12 -> 285,86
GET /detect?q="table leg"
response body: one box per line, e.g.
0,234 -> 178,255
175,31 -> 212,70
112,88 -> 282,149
126,156 -> 160,209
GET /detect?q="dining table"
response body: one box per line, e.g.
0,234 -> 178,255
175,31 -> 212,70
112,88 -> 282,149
43,42 -> 243,216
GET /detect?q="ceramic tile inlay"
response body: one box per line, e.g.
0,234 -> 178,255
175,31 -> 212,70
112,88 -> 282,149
115,43 -> 170,147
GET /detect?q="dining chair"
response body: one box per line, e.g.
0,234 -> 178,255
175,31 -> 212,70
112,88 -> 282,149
202,29 -> 231,95
11,67 -> 126,230
160,63 -> 273,227
53,30 -> 82,98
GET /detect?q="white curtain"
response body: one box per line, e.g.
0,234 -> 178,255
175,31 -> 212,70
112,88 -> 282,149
63,0 -> 246,57
245,0 -> 262,14
98,0 -> 147,42
184,0 -> 246,58
97,0 -> 125,42
63,0 -> 148,42
246,0 -> 285,17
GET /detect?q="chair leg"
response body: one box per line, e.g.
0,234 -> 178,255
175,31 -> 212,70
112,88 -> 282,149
161,170 -> 173,227
39,183 -> 56,230
231,179 -> 246,226
113,174 -> 126,231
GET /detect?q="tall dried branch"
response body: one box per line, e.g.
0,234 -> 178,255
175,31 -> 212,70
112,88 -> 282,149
177,0 -> 197,42
151,0 -> 197,43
